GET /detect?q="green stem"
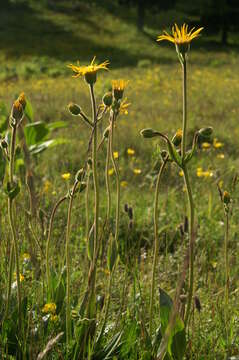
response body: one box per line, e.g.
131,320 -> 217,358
183,166 -> 194,327
181,59 -> 187,159
109,115 -> 120,244
149,157 -> 168,336
85,167 -> 90,241
46,195 -> 67,298
224,211 -> 229,339
105,136 -> 111,222
66,181 -> 78,349
97,272 -> 113,342
7,125 -> 22,333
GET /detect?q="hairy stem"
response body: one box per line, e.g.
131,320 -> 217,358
149,157 -> 168,336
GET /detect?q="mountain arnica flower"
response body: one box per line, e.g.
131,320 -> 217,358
68,56 -> 109,84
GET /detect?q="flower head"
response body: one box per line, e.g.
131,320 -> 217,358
127,148 -> 135,156
68,56 -> 109,84
157,23 -> 203,56
61,173 -> 71,181
112,79 -> 128,101
42,302 -> 57,314
119,99 -> 130,115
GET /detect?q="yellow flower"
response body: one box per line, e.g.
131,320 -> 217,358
112,79 -> 129,100
127,148 -> 135,156
133,169 -> 142,175
217,153 -> 225,159
108,168 -> 114,176
179,170 -> 184,177
43,180 -> 52,193
20,274 -> 24,282
197,167 -> 203,177
61,173 -> 71,181
213,138 -> 223,149
119,98 -> 130,115
50,314 -> 59,322
197,167 -> 213,178
68,56 -> 109,84
157,23 -> 203,45
113,151 -> 119,159
42,302 -> 57,314
202,142 -> 211,149
120,181 -> 128,187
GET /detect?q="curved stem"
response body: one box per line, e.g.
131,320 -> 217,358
149,157 -> 168,336
46,195 -> 67,298
109,115 -> 120,244
183,165 -> 194,327
66,181 -> 79,349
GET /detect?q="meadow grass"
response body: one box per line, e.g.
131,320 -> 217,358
1,1 -> 239,359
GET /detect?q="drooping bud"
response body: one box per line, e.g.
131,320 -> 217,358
68,102 -> 82,116
102,92 -> 113,107
172,129 -> 182,147
140,128 -> 159,139
11,100 -> 24,126
198,127 -> 213,139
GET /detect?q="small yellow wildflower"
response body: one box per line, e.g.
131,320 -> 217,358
112,79 -> 128,100
42,302 -> 57,314
197,167 -> 213,178
157,23 -> 203,46
196,167 -> 203,177
113,151 -> 119,159
127,148 -> 135,156
217,153 -> 225,159
119,99 -> 130,115
120,181 -> 128,187
68,56 -> 109,78
43,180 -> 52,193
202,142 -> 211,149
50,314 -> 59,322
61,173 -> 71,181
14,272 -> 24,282
179,170 -> 184,177
213,138 -> 223,149
133,169 -> 142,175
108,168 -> 114,176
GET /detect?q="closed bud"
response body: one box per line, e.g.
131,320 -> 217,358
0,139 -> 8,149
128,206 -> 133,220
198,127 -> 213,138
75,168 -> 84,182
68,102 -> 82,116
140,128 -> 159,139
18,92 -> 26,110
172,129 -> 182,147
102,92 -> 113,107
223,191 -> 230,205
11,100 -> 24,125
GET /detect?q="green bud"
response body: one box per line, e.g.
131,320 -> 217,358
0,139 -> 8,149
75,168 -> 84,182
198,127 -> 213,138
84,71 -> 97,85
140,128 -> 159,139
11,100 -> 24,125
68,102 -> 82,116
102,92 -> 113,107
172,129 -> 182,147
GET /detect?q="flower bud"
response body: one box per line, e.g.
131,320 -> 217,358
172,129 -> 182,147
11,100 -> 24,125
75,168 -> 84,182
68,102 -> 82,116
102,92 -> 113,107
0,139 -> 8,149
128,206 -> 133,220
140,128 -> 159,138
223,191 -> 230,205
18,92 -> 26,110
198,127 -> 213,138
85,71 -> 97,85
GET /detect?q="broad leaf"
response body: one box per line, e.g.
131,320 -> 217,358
0,101 -> 9,133
24,121 -> 49,146
29,138 -> 69,155
47,121 -> 67,131
24,98 -> 34,122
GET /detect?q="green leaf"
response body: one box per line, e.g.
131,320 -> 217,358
5,181 -> 20,200
166,138 -> 182,167
47,121 -> 67,131
24,98 -> 34,122
29,138 -> 68,155
159,289 -> 186,360
24,121 -> 49,146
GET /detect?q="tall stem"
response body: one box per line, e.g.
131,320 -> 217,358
66,181 -> 78,349
183,165 -> 194,326
46,196 -> 67,298
85,167 -> 90,241
7,125 -> 22,333
149,158 -> 168,336
109,115 -> 120,244
224,211 -> 229,341
181,60 -> 187,159
105,136 -> 111,222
